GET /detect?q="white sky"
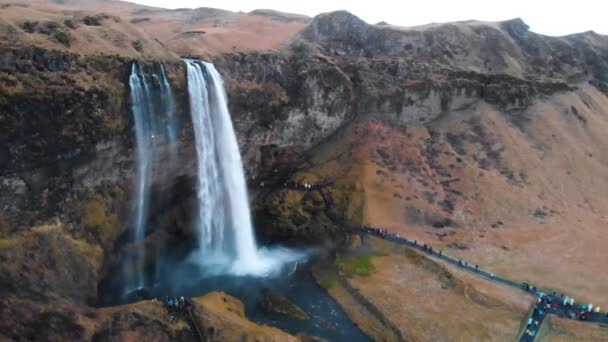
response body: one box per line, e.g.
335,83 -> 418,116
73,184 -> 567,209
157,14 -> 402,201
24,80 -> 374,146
128,0 -> 607,36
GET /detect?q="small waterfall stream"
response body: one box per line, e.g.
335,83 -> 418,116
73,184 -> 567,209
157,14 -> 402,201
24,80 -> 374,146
128,63 -> 153,289
128,62 -> 178,289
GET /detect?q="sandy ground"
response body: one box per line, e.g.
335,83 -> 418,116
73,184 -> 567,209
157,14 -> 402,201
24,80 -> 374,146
538,315 -> 608,341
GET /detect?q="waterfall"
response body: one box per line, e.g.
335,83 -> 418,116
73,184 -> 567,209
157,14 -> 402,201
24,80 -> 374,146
128,62 -> 178,289
185,60 -> 304,275
129,63 -> 153,289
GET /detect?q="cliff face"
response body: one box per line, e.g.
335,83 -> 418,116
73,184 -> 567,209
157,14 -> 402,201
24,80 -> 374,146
209,11 -> 608,178
225,12 -> 608,305
0,4 -> 196,322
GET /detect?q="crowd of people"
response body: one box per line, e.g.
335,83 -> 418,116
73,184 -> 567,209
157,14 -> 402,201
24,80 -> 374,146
154,296 -> 193,320
254,178 -> 320,190
282,180 -> 317,190
521,291 -> 606,340
358,225 -> 608,340
247,170 -> 332,192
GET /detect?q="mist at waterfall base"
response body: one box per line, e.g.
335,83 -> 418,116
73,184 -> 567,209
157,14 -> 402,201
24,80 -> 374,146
99,61 -> 368,340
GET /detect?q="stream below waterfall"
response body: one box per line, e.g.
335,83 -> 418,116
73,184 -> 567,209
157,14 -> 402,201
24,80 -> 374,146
98,253 -> 370,341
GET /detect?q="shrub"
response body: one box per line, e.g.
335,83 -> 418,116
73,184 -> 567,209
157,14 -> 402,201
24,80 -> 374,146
53,31 -> 71,47
130,18 -> 150,24
64,19 -> 78,29
21,21 -> 38,33
78,196 -> 118,246
83,15 -> 105,26
131,40 -> 144,53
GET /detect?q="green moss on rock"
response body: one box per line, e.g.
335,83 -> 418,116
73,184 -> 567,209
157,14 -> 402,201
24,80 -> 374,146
78,195 -> 119,247
335,254 -> 376,278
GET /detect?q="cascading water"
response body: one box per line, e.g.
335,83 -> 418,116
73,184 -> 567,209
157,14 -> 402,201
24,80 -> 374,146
159,65 -> 178,143
103,63 -> 366,342
129,63 -> 153,289
185,59 -> 304,275
128,62 -> 178,289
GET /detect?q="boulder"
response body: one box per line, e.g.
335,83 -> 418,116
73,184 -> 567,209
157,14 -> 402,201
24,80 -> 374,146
259,288 -> 309,320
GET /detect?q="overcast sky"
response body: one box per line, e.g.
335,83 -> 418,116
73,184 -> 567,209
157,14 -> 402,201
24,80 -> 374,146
128,0 -> 606,36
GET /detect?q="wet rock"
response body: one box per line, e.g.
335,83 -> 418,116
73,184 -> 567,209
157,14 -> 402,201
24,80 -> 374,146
259,288 -> 309,320
1,177 -> 27,195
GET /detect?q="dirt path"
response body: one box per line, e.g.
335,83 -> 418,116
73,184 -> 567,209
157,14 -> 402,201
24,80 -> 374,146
357,227 -> 608,341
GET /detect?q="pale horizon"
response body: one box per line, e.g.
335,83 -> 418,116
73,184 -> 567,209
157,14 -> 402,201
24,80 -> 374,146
126,0 -> 608,37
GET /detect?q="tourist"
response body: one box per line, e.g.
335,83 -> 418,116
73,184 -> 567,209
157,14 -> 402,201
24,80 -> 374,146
475,264 -> 479,271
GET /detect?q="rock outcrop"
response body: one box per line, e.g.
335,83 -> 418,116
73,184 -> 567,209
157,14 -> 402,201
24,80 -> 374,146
259,288 -> 310,320
192,292 -> 301,341
0,291 -> 298,341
